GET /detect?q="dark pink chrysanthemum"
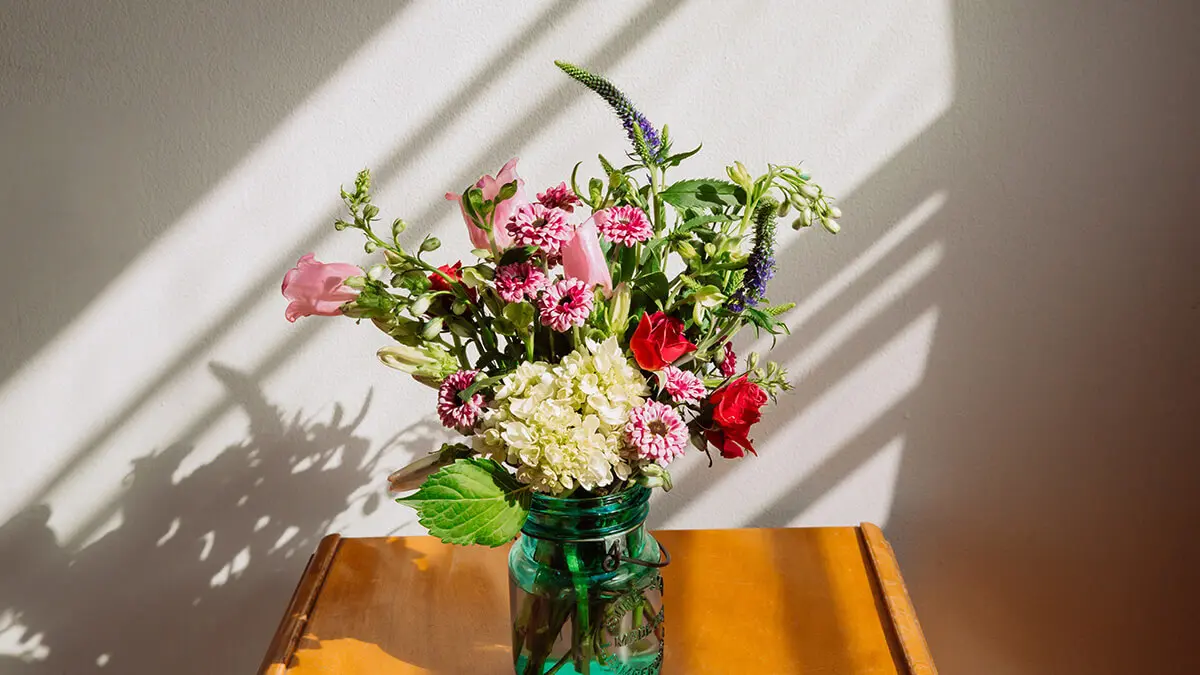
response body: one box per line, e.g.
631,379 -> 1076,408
718,341 -> 737,378
538,278 -> 594,332
437,370 -> 485,431
536,182 -> 582,213
625,401 -> 688,466
596,205 -> 653,247
662,366 -> 706,404
494,262 -> 549,303
505,203 -> 575,256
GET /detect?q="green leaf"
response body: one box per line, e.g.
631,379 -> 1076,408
664,142 -> 702,167
659,179 -> 745,210
676,214 -> 734,235
496,180 -> 518,203
634,271 -> 670,299
396,458 -> 531,547
498,245 -> 539,266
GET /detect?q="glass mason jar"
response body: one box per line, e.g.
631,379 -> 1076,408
508,486 -> 666,675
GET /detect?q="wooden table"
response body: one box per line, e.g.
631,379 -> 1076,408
259,525 -> 936,674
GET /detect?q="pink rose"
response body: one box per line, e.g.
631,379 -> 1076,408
561,212 -> 613,295
281,254 -> 363,322
444,157 -> 525,250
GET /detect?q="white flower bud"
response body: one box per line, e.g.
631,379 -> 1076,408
408,295 -> 433,316
800,184 -> 821,199
421,317 -> 444,340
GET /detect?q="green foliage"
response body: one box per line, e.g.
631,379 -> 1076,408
659,179 -> 745,210
396,458 -> 531,547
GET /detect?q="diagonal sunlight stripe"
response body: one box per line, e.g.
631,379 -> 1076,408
0,0 -> 593,527
786,191 -> 946,336
791,241 -> 944,377
661,308 -> 940,529
38,0 -> 689,545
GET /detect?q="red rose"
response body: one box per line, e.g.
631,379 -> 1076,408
428,261 -> 464,293
704,376 -> 768,458
629,312 -> 697,371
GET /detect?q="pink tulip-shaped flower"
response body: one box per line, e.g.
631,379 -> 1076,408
444,158 -> 525,250
281,254 -> 363,322
562,212 -> 613,295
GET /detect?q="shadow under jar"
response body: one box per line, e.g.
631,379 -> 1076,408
508,486 -> 667,675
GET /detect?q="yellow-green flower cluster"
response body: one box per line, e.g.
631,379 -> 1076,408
473,337 -> 649,494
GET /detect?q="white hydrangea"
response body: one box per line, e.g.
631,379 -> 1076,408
473,337 -> 649,494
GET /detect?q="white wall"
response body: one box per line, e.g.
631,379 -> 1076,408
1,1 -> 1197,673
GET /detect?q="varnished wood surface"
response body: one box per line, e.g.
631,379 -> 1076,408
260,526 -> 936,674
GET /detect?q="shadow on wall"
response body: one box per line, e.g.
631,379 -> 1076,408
0,0 -> 416,386
0,365 -> 444,675
653,3 -> 1200,674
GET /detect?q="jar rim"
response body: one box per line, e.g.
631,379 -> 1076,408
529,485 -> 650,511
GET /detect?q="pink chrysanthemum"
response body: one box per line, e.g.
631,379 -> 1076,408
662,366 -> 706,404
718,341 -> 737,377
505,203 -> 575,256
625,401 -> 688,466
536,182 -> 581,213
596,205 -> 653,247
494,262 -> 549,303
437,370 -> 485,431
538,278 -> 594,332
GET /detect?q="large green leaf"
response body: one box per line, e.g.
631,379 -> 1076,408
396,458 -> 531,547
659,179 -> 745,210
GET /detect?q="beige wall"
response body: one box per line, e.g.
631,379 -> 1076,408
1,1 -> 1197,673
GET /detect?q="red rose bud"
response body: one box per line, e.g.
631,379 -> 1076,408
704,375 -> 768,458
629,311 -> 697,371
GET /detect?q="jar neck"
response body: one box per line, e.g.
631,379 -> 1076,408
521,486 -> 651,542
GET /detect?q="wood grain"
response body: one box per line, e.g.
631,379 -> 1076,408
259,526 -> 935,674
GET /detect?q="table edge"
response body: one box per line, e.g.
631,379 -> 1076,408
257,533 -> 343,675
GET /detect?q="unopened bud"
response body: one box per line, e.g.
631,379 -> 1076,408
377,345 -> 435,373
746,351 -> 760,371
421,317 -> 444,340
364,240 -> 378,253
419,237 -> 441,252
799,184 -> 820,199
674,240 -> 698,260
408,295 -> 433,316
392,218 -> 408,238
608,283 -> 632,334
822,218 -> 841,234
343,275 -> 366,290
451,299 -> 468,315
367,264 -> 387,281
829,205 -> 843,219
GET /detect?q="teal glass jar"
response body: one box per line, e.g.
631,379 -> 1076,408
508,486 -> 666,675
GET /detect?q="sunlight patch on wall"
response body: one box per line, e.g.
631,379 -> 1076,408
793,436 -> 906,527
660,308 -> 940,529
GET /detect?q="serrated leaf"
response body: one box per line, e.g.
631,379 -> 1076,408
396,458 -> 531,547
664,142 -> 702,167
660,179 -> 745,210
498,245 -> 539,266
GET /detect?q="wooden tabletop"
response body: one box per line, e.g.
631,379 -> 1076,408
260,525 -> 936,674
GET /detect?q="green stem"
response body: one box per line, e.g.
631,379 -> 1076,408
450,334 -> 469,369
565,544 -> 592,675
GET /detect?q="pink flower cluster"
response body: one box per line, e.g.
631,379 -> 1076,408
537,182 -> 581,213
506,203 -> 575,256
625,401 -> 688,466
538,278 -> 594,332
494,262 -> 548,303
437,370 -> 485,431
662,366 -> 706,404
596,205 -> 653,247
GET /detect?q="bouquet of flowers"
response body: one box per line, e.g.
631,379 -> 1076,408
284,61 -> 839,673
